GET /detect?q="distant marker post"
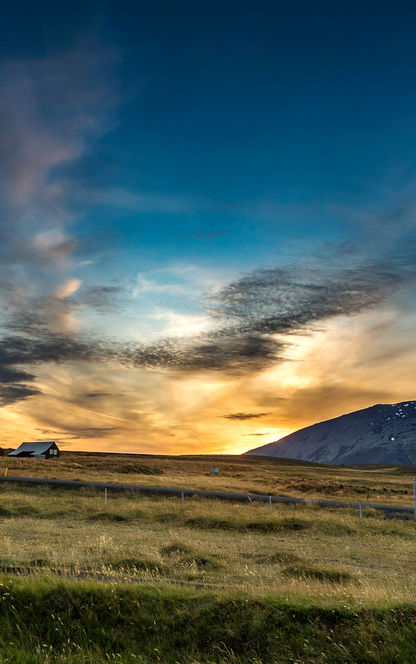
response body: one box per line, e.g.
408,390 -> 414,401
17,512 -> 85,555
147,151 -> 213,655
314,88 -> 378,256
105,488 -> 108,505
269,496 -> 272,513
413,478 -> 416,520
181,491 -> 184,507
359,503 -> 362,521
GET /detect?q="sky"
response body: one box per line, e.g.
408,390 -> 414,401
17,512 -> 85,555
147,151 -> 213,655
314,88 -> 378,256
1,1 -> 416,454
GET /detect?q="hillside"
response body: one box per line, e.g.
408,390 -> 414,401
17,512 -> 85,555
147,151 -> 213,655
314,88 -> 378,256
245,400 -> 416,465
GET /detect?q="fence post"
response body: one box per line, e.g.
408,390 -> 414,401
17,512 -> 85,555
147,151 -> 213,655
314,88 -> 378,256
181,491 -> 184,507
359,503 -> 362,520
269,496 -> 272,513
105,488 -> 108,505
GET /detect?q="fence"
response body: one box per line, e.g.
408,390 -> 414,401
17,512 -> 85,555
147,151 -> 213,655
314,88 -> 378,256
0,474 -> 414,518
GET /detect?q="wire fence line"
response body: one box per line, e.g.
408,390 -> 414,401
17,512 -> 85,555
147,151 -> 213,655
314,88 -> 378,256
0,474 -> 414,517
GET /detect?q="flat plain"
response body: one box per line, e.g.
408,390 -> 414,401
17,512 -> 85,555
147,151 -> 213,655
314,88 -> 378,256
1,451 -> 415,505
1,453 -> 416,663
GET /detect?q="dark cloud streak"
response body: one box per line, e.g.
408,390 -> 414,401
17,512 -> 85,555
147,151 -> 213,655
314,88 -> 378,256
223,412 -> 271,420
121,251 -> 416,373
1,247 -> 416,404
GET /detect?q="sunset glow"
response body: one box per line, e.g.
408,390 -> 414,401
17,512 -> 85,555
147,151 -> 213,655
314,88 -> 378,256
1,5 -> 416,454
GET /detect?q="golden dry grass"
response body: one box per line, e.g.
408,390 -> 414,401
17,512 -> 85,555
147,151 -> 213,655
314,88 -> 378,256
0,451 -> 415,507
0,485 -> 415,607
1,455 -> 416,662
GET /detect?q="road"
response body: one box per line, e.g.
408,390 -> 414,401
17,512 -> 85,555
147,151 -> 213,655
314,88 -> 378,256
0,474 -> 413,515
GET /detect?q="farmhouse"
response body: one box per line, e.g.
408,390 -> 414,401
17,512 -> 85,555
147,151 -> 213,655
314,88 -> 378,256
8,441 -> 60,459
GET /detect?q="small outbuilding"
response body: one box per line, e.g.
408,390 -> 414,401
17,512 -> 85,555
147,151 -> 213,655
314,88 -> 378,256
8,441 -> 60,459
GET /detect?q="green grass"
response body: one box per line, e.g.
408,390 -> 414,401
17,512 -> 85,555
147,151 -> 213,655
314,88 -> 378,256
160,542 -> 195,556
105,557 -> 165,573
0,487 -> 413,602
0,576 -> 416,663
254,550 -> 301,565
282,563 -> 355,584
183,515 -> 309,532
0,468 -> 416,661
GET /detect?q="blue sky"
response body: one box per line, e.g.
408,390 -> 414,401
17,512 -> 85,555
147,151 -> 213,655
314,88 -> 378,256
0,2 -> 416,452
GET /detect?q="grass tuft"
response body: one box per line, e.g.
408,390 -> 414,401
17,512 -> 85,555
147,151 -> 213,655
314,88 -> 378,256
161,542 -> 195,556
106,557 -> 164,573
184,515 -> 309,532
180,555 -> 223,570
255,550 -> 301,565
88,511 -> 129,522
283,563 -> 355,584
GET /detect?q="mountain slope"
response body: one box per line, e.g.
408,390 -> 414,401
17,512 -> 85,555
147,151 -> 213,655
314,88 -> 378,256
244,401 -> 416,465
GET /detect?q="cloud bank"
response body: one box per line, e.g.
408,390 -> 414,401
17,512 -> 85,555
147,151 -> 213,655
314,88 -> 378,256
1,244 -> 415,409
1,40 -> 416,452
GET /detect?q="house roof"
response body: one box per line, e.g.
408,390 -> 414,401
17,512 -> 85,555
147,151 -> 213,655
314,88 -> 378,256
9,441 -> 58,457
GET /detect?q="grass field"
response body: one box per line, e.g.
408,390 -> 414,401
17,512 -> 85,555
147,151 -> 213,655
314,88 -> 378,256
1,454 -> 416,662
1,451 -> 416,506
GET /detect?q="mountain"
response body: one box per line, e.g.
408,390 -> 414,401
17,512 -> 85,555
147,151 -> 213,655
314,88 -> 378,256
244,401 -> 416,465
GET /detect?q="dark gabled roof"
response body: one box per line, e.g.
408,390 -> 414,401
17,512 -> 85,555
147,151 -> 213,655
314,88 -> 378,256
8,441 -> 58,457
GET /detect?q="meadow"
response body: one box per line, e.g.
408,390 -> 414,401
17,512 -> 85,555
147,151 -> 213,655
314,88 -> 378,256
1,454 -> 416,662
1,451 -> 415,506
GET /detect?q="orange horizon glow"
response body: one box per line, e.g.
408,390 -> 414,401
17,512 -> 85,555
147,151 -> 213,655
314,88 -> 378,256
1,309 -> 415,456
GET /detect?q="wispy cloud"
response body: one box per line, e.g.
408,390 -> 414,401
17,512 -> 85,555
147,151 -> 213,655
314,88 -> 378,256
242,432 -> 269,436
0,40 -> 121,400
133,265 -> 225,298
149,310 -> 210,337
120,247 -> 416,373
0,42 -> 118,257
1,32 -> 416,455
0,39 -> 120,353
223,412 -> 271,420
2,242 -> 416,406
54,278 -> 82,300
